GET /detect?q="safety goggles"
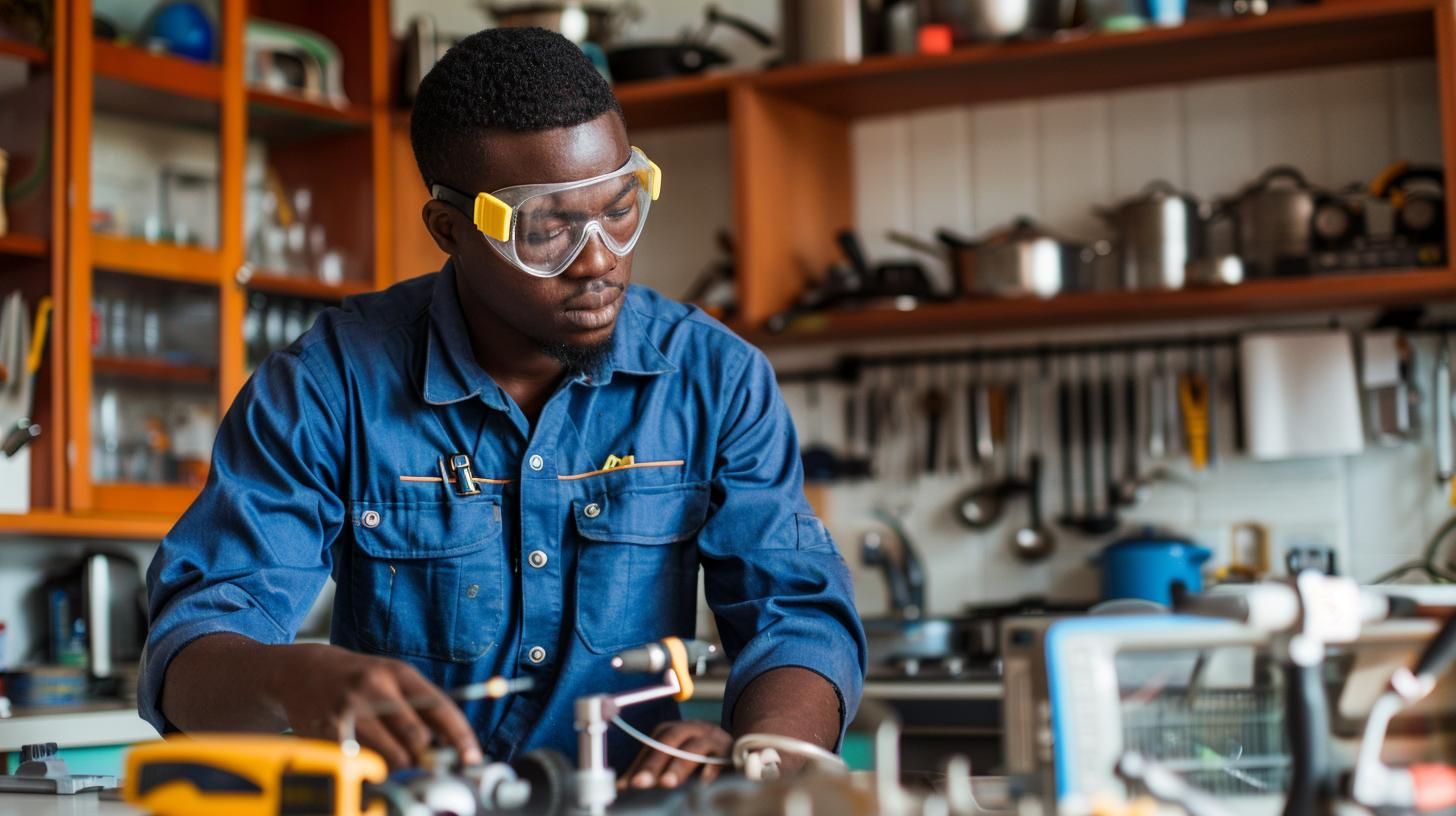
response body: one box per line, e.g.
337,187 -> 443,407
431,147 -> 662,278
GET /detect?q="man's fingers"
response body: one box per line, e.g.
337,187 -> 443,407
355,716 -> 412,770
626,724 -> 693,788
658,737 -> 714,788
396,667 -> 483,764
699,762 -> 723,784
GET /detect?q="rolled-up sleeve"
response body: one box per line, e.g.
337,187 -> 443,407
138,347 -> 345,732
697,348 -> 867,739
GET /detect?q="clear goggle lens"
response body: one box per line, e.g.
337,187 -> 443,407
510,172 -> 651,276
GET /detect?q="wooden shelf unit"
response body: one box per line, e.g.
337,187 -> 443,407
757,268 -> 1456,345
244,271 -> 373,300
0,38 -> 47,65
246,88 -> 372,143
0,511 -> 173,540
92,356 -> 218,385
751,0 -> 1434,118
91,40 -> 221,101
91,235 -> 221,284
389,1 -> 1456,336
0,233 -> 49,258
0,0 -> 395,536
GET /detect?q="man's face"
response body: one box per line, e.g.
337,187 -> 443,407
444,113 -> 635,358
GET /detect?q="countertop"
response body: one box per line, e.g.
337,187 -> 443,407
0,792 -> 137,815
0,706 -> 158,753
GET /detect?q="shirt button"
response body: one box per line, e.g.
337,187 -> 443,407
465,583 -> 480,598
361,510 -> 381,529
583,502 -> 601,519
528,454 -> 544,471
528,646 -> 547,664
527,550 -> 548,569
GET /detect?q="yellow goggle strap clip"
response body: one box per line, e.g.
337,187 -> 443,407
631,146 -> 662,202
472,191 -> 513,242
662,636 -> 695,702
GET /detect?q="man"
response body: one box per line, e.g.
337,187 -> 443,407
140,26 -> 866,786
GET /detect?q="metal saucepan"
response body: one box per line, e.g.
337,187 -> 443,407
478,2 -> 636,46
1096,180 -> 1205,291
921,0 -> 1077,43
922,218 -> 1085,299
1216,165 -> 1321,278
607,5 -> 774,82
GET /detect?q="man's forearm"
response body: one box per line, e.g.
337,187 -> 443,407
160,632 -> 291,732
731,666 -> 842,750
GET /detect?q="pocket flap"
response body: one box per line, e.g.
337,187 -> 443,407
574,482 -> 710,546
351,499 -> 501,559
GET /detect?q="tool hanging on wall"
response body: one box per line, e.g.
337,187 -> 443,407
1179,365 -> 1211,471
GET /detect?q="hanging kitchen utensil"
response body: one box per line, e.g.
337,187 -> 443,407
922,373 -> 947,476
956,360 -> 1010,530
1099,354 -> 1117,511
1077,356 -> 1098,523
1205,341 -> 1220,469
1438,336 -> 1454,486
1147,346 -> 1168,461
975,353 -> 996,465
800,380 -> 841,483
1056,356 -> 1077,526
967,352 -> 984,469
944,363 -> 964,476
1010,355 -> 1054,561
1113,350 -> 1144,507
1179,361 -> 1211,471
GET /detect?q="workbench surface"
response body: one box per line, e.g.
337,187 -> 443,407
0,791 -> 137,815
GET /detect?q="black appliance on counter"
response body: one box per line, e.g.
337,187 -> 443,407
38,551 -> 147,681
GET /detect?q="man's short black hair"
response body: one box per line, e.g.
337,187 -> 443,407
410,26 -> 623,191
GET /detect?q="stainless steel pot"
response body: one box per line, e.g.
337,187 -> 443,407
1097,180 -> 1203,291
924,0 -> 1076,43
478,2 -> 635,46
936,218 -> 1083,299
1220,165 -> 1318,278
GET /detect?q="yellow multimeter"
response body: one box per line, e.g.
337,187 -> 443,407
123,734 -> 388,816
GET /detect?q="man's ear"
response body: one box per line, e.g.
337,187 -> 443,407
423,199 -> 466,257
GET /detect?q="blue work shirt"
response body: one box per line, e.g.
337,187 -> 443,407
140,261 -> 867,764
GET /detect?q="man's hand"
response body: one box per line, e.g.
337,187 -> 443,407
270,644 -> 483,770
620,720 -> 732,789
161,634 -> 481,771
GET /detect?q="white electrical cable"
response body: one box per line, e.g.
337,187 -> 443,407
731,733 -> 848,773
610,716 -> 732,766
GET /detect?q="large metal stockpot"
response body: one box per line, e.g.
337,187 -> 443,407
1220,165 -> 1319,278
1097,180 -> 1204,291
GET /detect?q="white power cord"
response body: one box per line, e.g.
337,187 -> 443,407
609,717 -> 849,779
610,716 -> 732,766
732,734 -> 848,774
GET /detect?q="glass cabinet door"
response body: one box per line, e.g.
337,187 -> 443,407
90,273 -> 218,488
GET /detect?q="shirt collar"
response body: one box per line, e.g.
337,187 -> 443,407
422,261 -> 676,405
581,294 -> 677,387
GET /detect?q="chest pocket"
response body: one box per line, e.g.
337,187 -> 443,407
573,482 -> 709,655
349,498 -> 505,664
